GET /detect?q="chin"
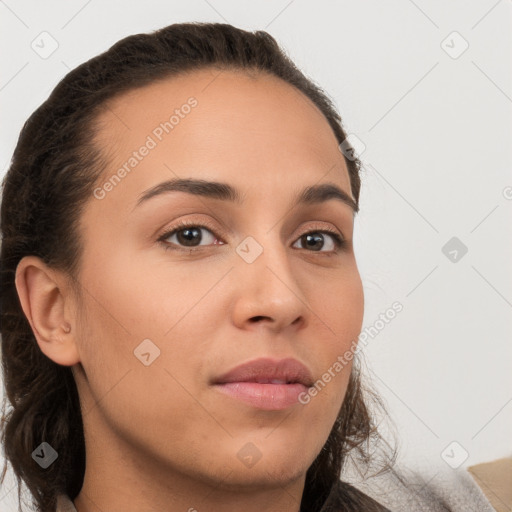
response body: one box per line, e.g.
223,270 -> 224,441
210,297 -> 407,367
226,443 -> 313,487
213,457 -> 310,492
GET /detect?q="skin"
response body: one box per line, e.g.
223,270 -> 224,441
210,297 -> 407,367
15,68 -> 364,512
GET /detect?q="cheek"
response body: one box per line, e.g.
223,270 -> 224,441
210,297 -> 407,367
78,244 -> 211,341
299,269 -> 363,409
74,291 -> 213,445
308,266 -> 364,350
73,253 -> 215,403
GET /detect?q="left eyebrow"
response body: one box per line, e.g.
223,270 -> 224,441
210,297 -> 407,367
133,178 -> 358,214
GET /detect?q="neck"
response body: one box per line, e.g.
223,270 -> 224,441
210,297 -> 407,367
73,412 -> 306,512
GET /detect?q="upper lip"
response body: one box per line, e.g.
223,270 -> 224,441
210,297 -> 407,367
212,357 -> 314,387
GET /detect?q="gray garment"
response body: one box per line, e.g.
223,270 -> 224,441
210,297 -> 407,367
55,494 -> 77,512
55,466 -> 496,511
344,464 -> 497,512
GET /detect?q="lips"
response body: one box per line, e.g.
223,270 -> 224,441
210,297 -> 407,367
212,357 -> 314,387
212,357 -> 314,410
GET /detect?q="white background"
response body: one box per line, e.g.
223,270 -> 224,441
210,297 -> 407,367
1,1 -> 511,509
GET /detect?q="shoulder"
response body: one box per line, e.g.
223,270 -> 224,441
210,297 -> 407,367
340,457 -> 511,512
320,478 -> 392,511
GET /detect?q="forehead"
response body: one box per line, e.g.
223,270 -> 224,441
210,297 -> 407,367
91,68 -> 353,209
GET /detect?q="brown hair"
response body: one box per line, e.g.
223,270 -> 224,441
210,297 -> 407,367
1,21 -> 406,512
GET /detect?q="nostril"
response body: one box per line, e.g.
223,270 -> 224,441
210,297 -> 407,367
250,316 -> 267,323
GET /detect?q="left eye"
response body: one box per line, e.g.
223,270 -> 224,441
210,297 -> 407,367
158,223 -> 344,253
292,231 -> 343,252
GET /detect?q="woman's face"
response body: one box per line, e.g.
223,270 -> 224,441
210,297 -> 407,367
71,68 -> 364,493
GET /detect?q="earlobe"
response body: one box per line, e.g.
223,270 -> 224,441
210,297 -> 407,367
14,255 -> 81,366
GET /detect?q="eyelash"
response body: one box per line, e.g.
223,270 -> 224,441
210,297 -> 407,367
157,219 -> 346,254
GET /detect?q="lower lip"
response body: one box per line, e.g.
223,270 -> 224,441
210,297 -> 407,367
213,382 -> 308,410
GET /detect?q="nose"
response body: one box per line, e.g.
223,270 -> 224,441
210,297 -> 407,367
229,237 -> 308,334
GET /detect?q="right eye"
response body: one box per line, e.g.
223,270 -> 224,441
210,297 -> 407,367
157,221 -> 225,252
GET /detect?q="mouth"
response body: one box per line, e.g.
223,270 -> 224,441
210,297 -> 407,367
211,357 -> 314,410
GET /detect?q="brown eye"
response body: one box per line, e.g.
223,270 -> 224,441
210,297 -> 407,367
292,230 -> 344,252
172,226 -> 205,247
158,221 -> 224,252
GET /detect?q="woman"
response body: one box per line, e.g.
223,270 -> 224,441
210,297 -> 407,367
0,22 -> 497,512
